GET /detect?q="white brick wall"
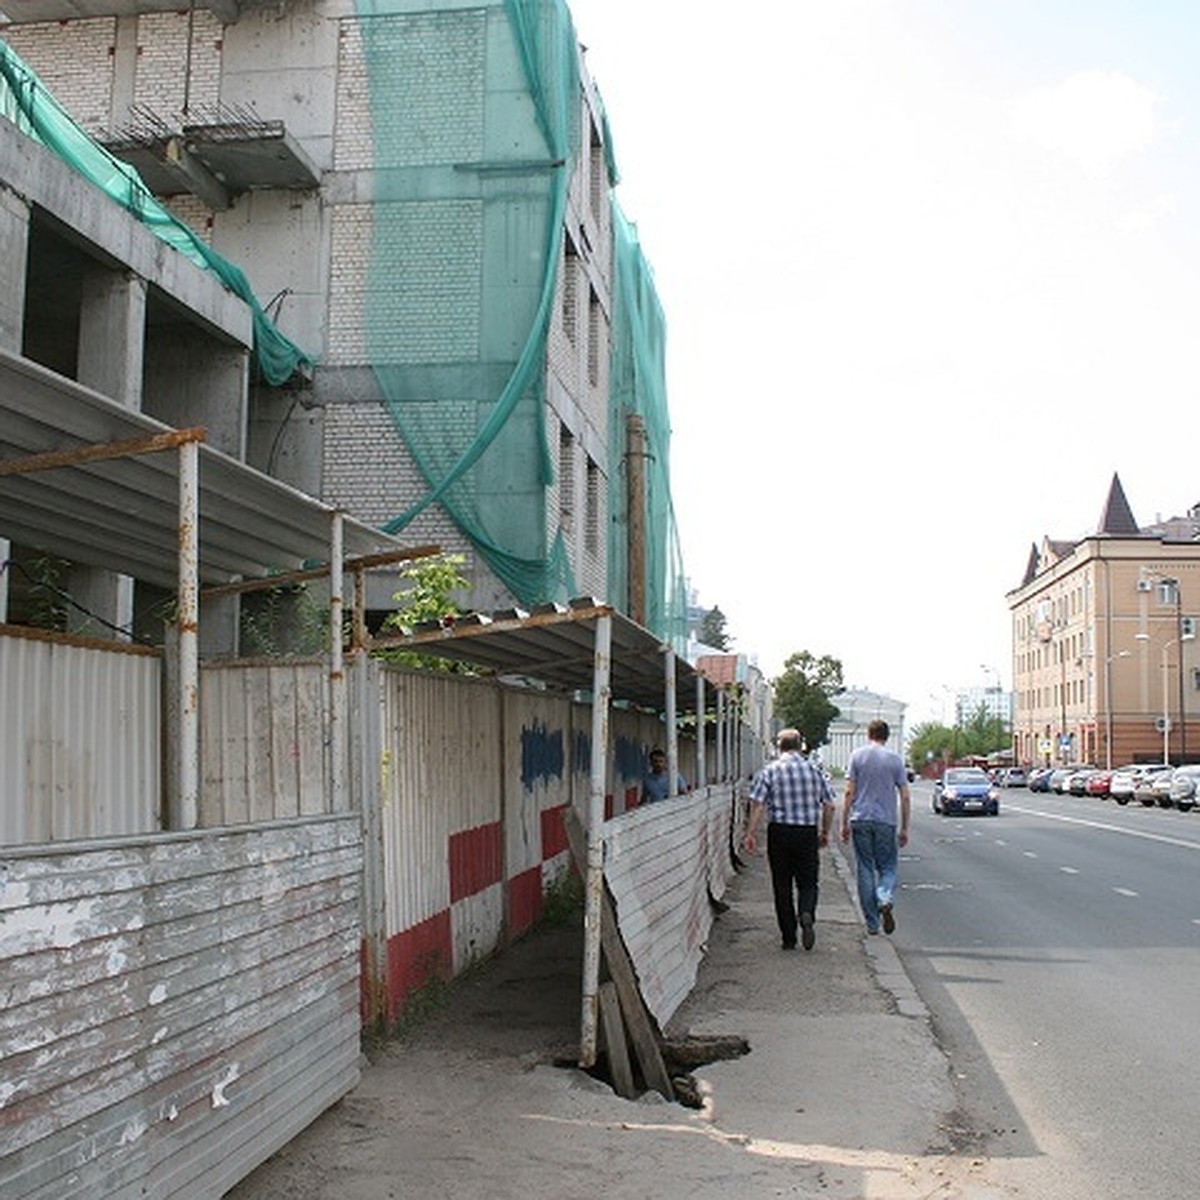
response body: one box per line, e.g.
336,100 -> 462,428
3,19 -> 115,131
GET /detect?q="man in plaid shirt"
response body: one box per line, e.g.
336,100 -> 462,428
744,728 -> 836,950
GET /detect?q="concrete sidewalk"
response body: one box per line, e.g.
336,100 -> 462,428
228,845 -> 999,1199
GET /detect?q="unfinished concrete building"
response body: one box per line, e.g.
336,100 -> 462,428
1,0 -> 689,643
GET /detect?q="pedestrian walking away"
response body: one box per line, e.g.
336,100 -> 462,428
743,728 -> 835,950
841,718 -> 911,935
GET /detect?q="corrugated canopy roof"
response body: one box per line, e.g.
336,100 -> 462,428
0,348 -> 407,591
375,599 -> 717,715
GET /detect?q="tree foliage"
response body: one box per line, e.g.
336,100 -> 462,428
697,605 -> 730,651
772,651 -> 844,750
380,553 -> 473,672
907,704 -> 1010,769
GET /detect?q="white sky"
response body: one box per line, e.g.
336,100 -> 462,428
568,0 -> 1200,726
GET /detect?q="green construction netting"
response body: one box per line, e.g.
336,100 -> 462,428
357,0 -> 688,645
0,38 -> 312,386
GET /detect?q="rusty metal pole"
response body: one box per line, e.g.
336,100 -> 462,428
579,613 -> 612,1068
330,511 -> 346,812
626,414 -> 647,627
176,437 -> 199,830
665,646 -> 678,798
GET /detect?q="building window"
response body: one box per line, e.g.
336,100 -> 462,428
562,237 -> 578,344
589,121 -> 605,220
558,426 -> 575,534
587,287 -> 601,387
585,456 -> 600,557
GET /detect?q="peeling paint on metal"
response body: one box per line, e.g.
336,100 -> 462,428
148,983 -> 168,1006
211,1063 -> 240,1109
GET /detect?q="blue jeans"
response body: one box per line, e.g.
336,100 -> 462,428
850,820 -> 898,930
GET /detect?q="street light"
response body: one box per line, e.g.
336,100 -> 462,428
1102,650 -> 1130,770
1136,630 -> 1194,763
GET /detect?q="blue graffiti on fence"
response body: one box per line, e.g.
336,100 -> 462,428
520,720 -> 564,789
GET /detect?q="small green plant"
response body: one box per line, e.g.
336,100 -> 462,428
539,868 -> 584,927
240,582 -> 328,657
379,553 -> 474,672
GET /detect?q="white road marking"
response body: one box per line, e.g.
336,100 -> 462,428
1023,851 -> 1038,858
1006,803 -> 1200,852
1114,887 -> 1138,898
1060,866 -> 1079,874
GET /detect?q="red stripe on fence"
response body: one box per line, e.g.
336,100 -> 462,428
508,865 -> 542,938
541,804 -> 568,860
386,909 -> 453,1018
449,821 -> 503,903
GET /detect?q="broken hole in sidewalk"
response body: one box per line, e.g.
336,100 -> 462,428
555,1033 -> 750,1109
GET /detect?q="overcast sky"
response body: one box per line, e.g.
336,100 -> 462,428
568,0 -> 1200,726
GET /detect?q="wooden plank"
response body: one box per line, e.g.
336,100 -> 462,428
564,808 -> 673,1100
598,981 -> 635,1100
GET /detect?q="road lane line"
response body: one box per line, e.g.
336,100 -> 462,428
1023,851 -> 1038,858
1006,803 -> 1200,852
1113,887 -> 1138,898
1060,866 -> 1079,874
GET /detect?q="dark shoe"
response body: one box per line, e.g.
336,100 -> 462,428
800,912 -> 815,951
781,939 -> 797,951
867,925 -> 880,936
881,903 -> 895,935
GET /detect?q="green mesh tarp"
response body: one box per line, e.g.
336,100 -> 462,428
0,38 -> 312,386
608,203 -> 690,650
357,0 -> 688,645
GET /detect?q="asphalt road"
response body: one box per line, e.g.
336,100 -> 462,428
897,780 -> 1200,1198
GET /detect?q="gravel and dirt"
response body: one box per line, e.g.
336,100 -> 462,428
227,846 -> 1015,1199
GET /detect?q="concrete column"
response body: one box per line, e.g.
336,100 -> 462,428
78,265 -> 146,408
69,266 -> 147,639
0,185 -> 29,622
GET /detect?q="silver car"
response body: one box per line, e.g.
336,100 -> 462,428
1168,766 -> 1200,813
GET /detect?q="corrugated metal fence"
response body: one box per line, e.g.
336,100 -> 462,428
0,816 -> 362,1199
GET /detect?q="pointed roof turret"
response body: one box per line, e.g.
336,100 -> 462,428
1020,542 -> 1039,588
1097,472 -> 1140,536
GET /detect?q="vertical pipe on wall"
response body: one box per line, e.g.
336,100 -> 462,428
715,689 -> 725,782
579,613 -> 612,1069
696,673 -> 706,788
175,437 -> 199,830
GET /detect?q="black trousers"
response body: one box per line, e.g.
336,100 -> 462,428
766,822 -> 820,945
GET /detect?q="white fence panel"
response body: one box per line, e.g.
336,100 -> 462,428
198,659 -> 330,826
0,627 -> 160,845
0,816 -> 362,1199
603,785 -> 736,1027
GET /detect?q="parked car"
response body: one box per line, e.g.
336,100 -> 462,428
1151,769 -> 1177,808
1068,767 -> 1102,796
1085,768 -> 1114,798
1168,765 -> 1200,812
1133,766 -> 1174,807
1001,766 -> 1028,787
1049,766 -> 1084,794
1109,764 -> 1149,805
932,767 -> 1000,816
1027,766 -> 1054,793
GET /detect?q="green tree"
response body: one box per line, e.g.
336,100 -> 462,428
907,721 -> 960,770
697,605 -> 730,651
772,651 -> 844,750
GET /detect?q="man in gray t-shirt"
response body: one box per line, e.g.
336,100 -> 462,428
840,719 -> 911,935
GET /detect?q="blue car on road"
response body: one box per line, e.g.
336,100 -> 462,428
932,767 -> 1000,816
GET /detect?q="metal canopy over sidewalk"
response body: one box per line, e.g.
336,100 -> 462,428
377,598 -> 711,715
0,347 -> 401,590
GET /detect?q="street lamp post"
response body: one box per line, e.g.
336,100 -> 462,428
1136,627 -> 1194,763
1103,650 -> 1130,771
